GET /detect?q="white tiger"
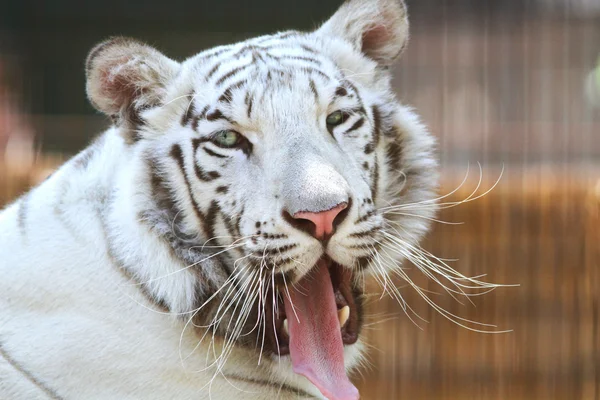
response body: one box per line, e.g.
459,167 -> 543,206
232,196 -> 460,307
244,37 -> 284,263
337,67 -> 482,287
0,0 -> 438,399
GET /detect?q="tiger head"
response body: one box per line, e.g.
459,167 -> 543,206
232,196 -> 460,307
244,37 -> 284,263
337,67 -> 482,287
86,0 -> 438,398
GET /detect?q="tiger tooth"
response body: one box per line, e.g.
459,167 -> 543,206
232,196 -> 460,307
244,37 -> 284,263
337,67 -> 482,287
338,305 -> 350,328
283,319 -> 289,336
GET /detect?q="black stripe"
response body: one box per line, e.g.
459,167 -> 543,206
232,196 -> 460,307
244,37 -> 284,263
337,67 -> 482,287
386,139 -> 403,173
372,105 -> 382,148
111,248 -> 170,312
199,46 -> 231,61
203,146 -> 228,159
263,243 -> 299,256
262,232 -> 287,240
220,209 -> 239,243
299,66 -> 330,81
300,44 -> 318,54
205,63 -> 222,80
218,91 -> 233,104
215,64 -> 252,86
341,79 -> 364,105
232,45 -> 260,59
244,92 -> 254,119
95,174 -> 173,313
355,210 -> 376,224
347,243 -> 373,250
204,200 -> 220,245
218,80 -> 247,103
0,342 -> 63,400
371,155 -> 379,203
124,105 -> 150,138
170,144 -> 210,238
369,106 -> 382,202
144,154 -> 232,299
273,55 -> 321,66
309,79 -> 319,101
194,165 -> 221,182
349,226 -> 381,238
206,109 -> 232,123
199,105 -> 210,119
345,117 -> 365,134
364,107 -> 380,151
192,105 -> 210,131
278,54 -> 321,67
215,185 -> 229,194
263,53 -> 281,61
181,93 -> 196,126
349,106 -> 367,116
251,49 -> 265,63
147,155 -> 182,220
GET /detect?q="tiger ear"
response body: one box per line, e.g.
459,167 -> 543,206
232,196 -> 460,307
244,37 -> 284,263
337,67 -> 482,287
317,0 -> 409,67
85,37 -> 180,121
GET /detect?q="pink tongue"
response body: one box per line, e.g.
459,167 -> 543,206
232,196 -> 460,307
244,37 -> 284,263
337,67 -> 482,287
282,261 -> 359,400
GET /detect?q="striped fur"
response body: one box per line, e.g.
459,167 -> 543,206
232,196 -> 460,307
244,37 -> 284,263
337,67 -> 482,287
0,0 -> 438,398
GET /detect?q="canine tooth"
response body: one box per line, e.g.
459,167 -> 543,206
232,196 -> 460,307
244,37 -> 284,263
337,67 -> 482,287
283,319 -> 289,336
338,306 -> 350,328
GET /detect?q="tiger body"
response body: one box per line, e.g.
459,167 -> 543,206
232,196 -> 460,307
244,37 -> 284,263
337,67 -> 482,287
0,1 -> 438,399
0,128 -> 321,399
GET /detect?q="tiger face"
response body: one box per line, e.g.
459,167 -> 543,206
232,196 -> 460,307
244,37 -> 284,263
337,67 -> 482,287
86,0 -> 437,398
176,54 -> 387,278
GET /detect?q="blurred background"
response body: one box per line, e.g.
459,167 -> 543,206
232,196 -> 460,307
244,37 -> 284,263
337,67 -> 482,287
0,0 -> 598,398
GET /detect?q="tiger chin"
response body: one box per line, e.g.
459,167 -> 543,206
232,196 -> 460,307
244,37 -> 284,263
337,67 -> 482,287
0,0 -> 438,399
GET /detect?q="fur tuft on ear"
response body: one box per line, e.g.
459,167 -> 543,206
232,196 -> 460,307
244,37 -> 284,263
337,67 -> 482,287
317,0 -> 409,66
85,37 -> 180,124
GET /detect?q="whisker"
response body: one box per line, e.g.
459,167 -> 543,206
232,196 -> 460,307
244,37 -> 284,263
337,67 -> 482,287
163,92 -> 198,106
378,162 -> 473,211
367,246 -> 423,327
281,266 -> 299,324
390,163 -> 504,212
383,211 -> 464,225
271,268 -> 281,363
179,261 -> 253,367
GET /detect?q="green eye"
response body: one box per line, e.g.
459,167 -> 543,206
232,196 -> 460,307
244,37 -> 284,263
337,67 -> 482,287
212,130 -> 241,148
326,111 -> 348,126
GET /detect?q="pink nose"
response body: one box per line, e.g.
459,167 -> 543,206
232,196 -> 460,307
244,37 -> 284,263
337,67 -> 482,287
292,202 -> 348,240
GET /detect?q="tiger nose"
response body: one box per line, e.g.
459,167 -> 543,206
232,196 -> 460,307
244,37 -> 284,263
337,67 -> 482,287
291,202 -> 349,240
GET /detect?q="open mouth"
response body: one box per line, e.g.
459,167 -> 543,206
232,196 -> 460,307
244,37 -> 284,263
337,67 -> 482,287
264,257 -> 361,400
266,259 -> 360,354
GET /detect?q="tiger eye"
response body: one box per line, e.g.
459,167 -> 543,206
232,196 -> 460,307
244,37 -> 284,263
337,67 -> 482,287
212,130 -> 240,147
326,111 -> 347,126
